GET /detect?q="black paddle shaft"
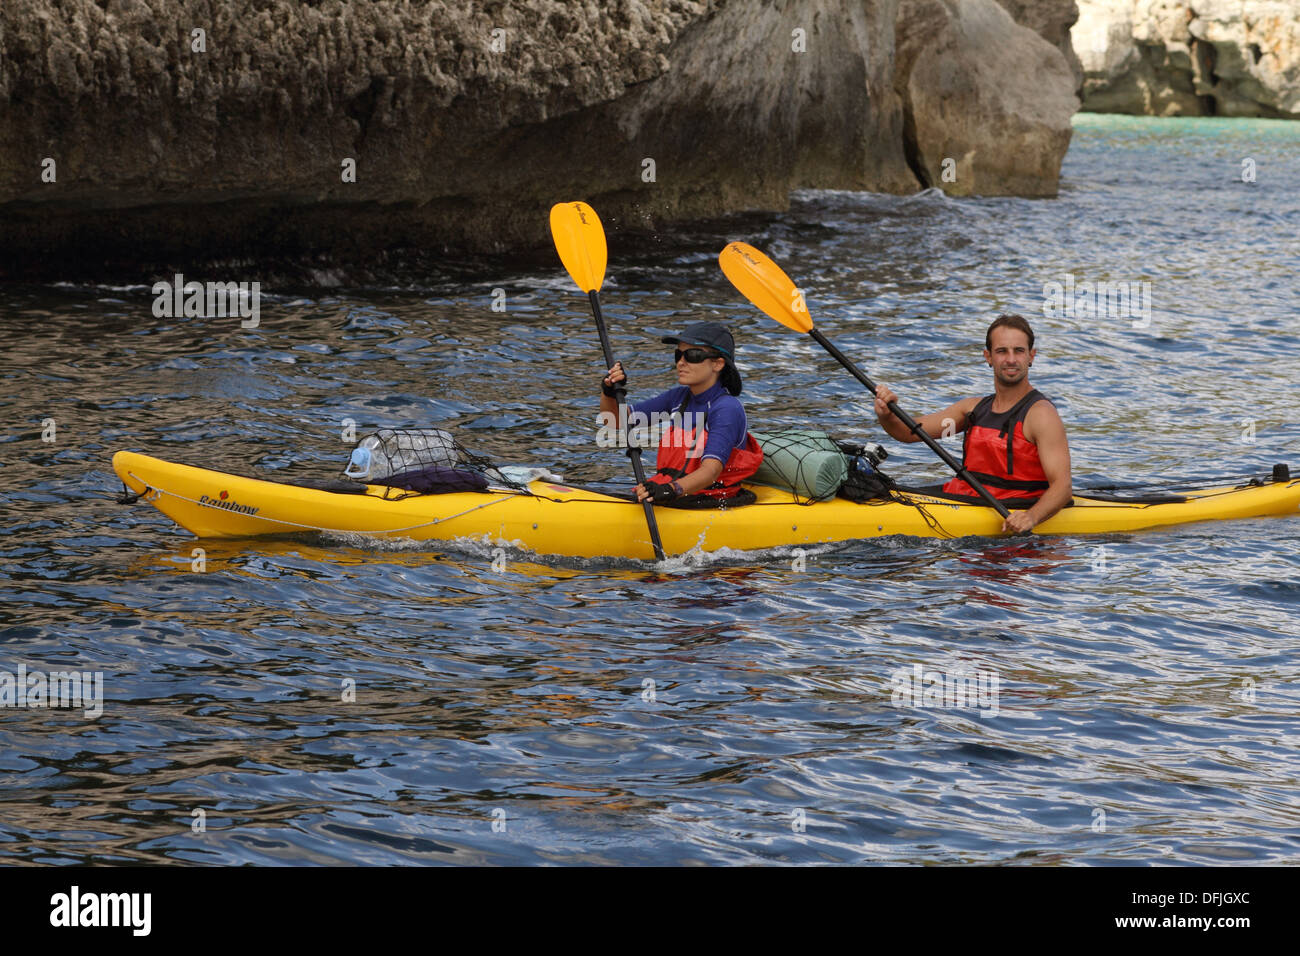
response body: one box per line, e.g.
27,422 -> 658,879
808,328 -> 1011,518
589,290 -> 668,560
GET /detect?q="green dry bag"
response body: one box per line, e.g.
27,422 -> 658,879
749,430 -> 849,501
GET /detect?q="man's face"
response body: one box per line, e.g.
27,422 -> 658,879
983,327 -> 1034,386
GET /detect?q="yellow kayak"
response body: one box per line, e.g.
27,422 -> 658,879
111,450 -> 1300,559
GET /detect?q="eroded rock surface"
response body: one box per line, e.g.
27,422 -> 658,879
896,0 -> 1079,197
997,0 -> 1084,91
1,0 -> 1080,279
1074,0 -> 1300,116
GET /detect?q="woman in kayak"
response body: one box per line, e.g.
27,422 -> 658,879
599,321 -> 763,507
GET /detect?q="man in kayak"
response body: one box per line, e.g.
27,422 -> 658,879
599,321 -> 763,506
873,314 -> 1072,533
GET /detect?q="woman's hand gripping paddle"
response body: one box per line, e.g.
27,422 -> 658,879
550,201 -> 668,560
718,241 -> 1011,520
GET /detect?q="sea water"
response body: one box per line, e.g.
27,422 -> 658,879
1,114 -> 1297,864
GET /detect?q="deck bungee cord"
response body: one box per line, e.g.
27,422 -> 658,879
121,467 -> 528,536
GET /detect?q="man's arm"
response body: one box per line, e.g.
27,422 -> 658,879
874,387 -> 977,443
1004,402 -> 1073,533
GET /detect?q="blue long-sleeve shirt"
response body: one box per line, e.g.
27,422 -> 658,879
630,382 -> 747,464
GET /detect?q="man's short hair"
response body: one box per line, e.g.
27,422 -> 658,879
985,314 -> 1035,350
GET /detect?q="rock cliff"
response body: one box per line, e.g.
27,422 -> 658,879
896,0 -> 1079,197
996,0 -> 1084,90
1074,0 -> 1300,117
0,0 -> 1079,280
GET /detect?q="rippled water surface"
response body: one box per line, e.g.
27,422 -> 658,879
2,114 -> 1298,865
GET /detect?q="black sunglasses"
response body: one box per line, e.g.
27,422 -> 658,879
674,347 -> 722,364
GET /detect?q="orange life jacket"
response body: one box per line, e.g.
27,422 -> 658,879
942,390 -> 1051,500
647,396 -> 764,500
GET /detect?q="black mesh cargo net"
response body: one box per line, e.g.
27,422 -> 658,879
343,428 -> 524,499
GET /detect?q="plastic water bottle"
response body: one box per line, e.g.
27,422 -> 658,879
345,440 -> 381,480
344,429 -> 460,481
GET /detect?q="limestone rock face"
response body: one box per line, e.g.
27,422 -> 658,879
996,0 -> 1085,91
0,0 -> 1080,279
1074,1 -> 1300,117
0,0 -> 720,274
896,0 -> 1080,197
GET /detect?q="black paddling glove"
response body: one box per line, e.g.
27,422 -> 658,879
648,480 -> 680,504
601,371 -> 627,398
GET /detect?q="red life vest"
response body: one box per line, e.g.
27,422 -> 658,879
942,390 -> 1051,500
647,395 -> 764,500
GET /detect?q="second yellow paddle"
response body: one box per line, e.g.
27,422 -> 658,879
719,241 -> 1010,518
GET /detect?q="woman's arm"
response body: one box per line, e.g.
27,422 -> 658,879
599,362 -> 625,419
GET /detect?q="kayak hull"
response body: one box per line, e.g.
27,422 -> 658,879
112,451 -> 1300,559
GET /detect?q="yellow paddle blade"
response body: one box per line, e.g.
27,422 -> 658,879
549,201 -> 607,293
718,241 -> 813,333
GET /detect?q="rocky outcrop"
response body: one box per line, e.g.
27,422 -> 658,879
1074,1 -> 1300,117
0,0 -> 1079,280
895,0 -> 1080,197
1,0 -> 721,276
996,0 -> 1085,91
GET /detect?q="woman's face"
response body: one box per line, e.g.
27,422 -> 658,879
674,342 -> 726,391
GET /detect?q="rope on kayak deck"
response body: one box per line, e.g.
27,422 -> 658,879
124,471 -> 527,535
123,471 -> 988,541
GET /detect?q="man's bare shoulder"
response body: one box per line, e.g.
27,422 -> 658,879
930,395 -> 982,430
1025,395 -> 1067,440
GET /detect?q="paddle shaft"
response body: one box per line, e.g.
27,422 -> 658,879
808,328 -> 1011,518
589,290 -> 668,560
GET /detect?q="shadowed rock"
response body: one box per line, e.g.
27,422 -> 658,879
0,0 -> 1079,280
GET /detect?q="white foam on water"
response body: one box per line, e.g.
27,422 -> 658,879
317,527 -> 847,573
